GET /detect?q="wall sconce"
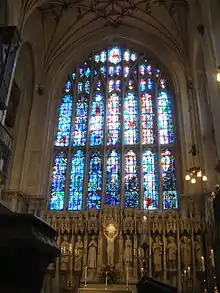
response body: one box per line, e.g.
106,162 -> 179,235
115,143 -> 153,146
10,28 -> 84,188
217,66 -> 220,82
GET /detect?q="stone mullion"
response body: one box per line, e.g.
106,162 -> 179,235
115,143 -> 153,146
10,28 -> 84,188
101,54 -> 109,208
82,59 -> 94,210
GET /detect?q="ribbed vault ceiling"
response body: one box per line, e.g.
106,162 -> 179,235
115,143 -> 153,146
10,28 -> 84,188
8,0 -> 190,75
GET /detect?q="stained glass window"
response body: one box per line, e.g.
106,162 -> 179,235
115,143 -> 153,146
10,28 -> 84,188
124,92 -> 139,145
143,150 -> 158,209
54,94 -> 73,146
161,149 -> 178,209
107,93 -> 121,145
106,150 -> 121,205
49,152 -> 67,210
158,90 -> 174,144
50,46 -> 178,211
87,152 -> 102,209
73,95 -> 88,146
68,150 -> 85,210
124,150 -> 139,208
90,92 -> 105,146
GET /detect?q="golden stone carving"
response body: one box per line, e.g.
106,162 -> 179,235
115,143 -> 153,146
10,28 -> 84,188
74,235 -> 84,271
152,235 -> 163,272
166,235 -> 177,270
180,235 -> 191,268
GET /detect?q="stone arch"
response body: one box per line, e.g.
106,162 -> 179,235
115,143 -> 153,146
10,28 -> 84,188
7,42 -> 35,192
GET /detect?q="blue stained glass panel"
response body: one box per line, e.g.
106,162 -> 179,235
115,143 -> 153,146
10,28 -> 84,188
50,152 -> 67,210
141,93 -> 155,144
85,67 -> 91,77
109,47 -> 121,64
124,49 -> 130,62
139,64 -> 153,75
78,82 -> 83,93
85,81 -> 90,93
106,150 -> 121,205
161,149 -> 178,209
124,150 -> 139,208
65,80 -> 72,92
87,152 -> 102,209
73,95 -> 88,146
68,150 -> 85,210
90,93 -> 105,146
100,66 -> 106,77
100,50 -> 107,63
107,93 -> 121,145
143,150 -> 158,209
54,94 -> 73,146
124,66 -> 130,77
124,92 -> 139,144
109,66 -> 115,76
158,91 -> 174,144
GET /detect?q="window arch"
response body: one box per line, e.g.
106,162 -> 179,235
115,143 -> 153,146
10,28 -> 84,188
49,46 -> 178,211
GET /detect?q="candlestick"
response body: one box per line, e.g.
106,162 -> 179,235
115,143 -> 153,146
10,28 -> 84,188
210,249 -> 215,268
126,266 -> 129,289
105,271 -> 108,289
84,266 -> 87,288
201,256 -> 205,272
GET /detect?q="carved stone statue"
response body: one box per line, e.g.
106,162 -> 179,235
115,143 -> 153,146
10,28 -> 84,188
124,234 -> 133,264
87,235 -> 97,269
104,223 -> 118,266
152,235 -> 163,272
60,234 -> 71,271
123,212 -> 134,233
75,214 -> 84,234
74,235 -> 84,271
180,235 -> 191,268
88,212 -> 98,234
194,234 -> 203,271
166,236 -> 177,270
152,216 -> 162,233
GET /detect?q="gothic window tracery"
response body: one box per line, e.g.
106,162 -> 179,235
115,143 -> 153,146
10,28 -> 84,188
49,46 -> 178,210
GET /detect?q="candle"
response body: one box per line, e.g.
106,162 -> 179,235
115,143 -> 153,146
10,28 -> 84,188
187,266 -> 191,278
69,243 -> 72,253
210,249 -> 215,268
201,256 -> 205,272
126,266 -> 129,288
84,266 -> 87,288
134,248 -> 136,256
141,267 -> 144,277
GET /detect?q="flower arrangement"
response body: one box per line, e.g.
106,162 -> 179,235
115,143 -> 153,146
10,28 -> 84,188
99,265 -> 118,284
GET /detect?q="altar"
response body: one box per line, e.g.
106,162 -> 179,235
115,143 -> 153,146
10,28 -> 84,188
78,284 -> 134,293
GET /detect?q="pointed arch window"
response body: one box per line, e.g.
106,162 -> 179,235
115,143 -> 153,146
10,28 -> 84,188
49,46 -> 178,210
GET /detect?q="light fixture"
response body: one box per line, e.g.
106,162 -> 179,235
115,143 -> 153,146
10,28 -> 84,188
197,170 -> 202,177
191,178 -> 196,184
185,145 -> 208,184
185,174 -> 191,181
217,66 -> 220,82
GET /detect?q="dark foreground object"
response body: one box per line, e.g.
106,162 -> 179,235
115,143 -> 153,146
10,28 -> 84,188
137,276 -> 177,293
0,203 -> 60,293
